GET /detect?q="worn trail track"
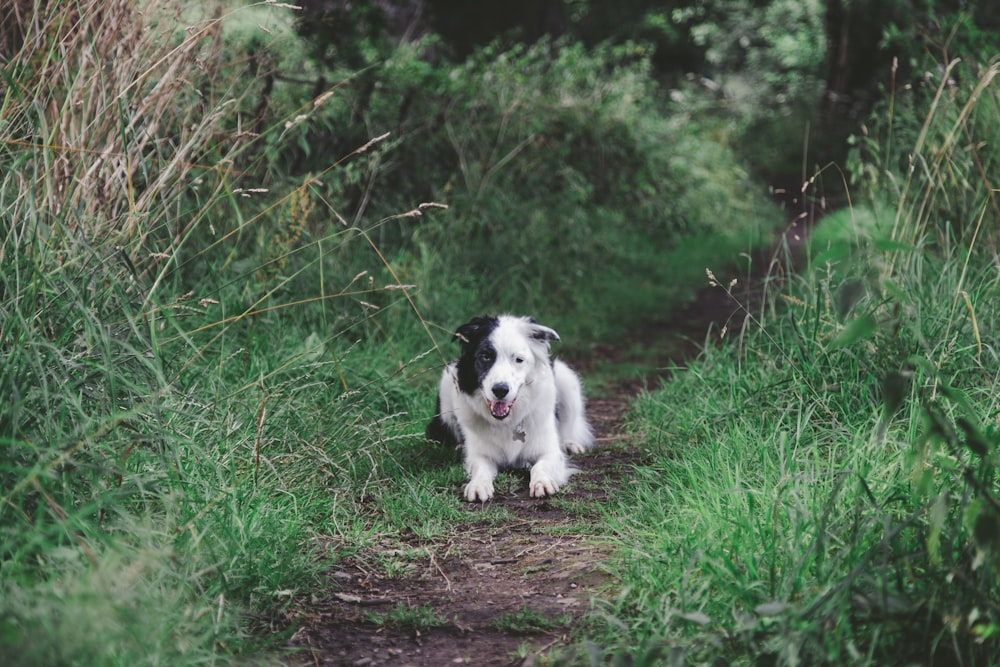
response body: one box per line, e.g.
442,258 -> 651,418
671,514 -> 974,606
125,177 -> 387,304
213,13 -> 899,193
287,210 -> 815,666
287,391 -> 646,667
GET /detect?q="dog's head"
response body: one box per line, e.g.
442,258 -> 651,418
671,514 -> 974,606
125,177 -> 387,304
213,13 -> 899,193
453,315 -> 559,421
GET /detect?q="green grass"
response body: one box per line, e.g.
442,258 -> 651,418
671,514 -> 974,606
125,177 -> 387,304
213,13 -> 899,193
576,256 -> 1000,664
1,4 -> 780,664
0,2 -> 426,664
575,59 -> 1000,665
11,2 -> 997,666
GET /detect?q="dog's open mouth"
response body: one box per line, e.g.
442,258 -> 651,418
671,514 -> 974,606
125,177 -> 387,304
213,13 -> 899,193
487,398 -> 515,420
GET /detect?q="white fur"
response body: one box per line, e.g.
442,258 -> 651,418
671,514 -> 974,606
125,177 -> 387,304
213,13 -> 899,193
433,315 -> 593,502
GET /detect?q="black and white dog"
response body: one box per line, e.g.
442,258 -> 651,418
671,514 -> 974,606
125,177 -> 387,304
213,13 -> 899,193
426,315 -> 593,502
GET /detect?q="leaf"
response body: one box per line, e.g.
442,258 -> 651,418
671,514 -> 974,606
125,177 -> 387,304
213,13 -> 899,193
927,492 -> 949,564
829,315 -> 877,350
937,383 -> 977,416
882,278 -> 911,304
923,401 -> 958,444
299,332 -> 327,363
906,355 -> 938,377
835,279 -> 866,318
812,243 -> 851,266
971,622 -> 1000,641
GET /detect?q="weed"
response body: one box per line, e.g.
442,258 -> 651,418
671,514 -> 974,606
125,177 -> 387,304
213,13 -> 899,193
492,606 -> 573,635
364,603 -> 449,632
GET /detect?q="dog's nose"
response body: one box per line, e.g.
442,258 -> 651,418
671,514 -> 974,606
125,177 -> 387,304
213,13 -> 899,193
492,383 -> 509,399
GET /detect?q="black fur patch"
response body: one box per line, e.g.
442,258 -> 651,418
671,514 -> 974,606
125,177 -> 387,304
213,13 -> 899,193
454,315 -> 499,396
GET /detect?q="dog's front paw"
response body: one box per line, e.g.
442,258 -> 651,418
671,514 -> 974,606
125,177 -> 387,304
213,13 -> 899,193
463,479 -> 494,502
529,476 -> 560,498
562,440 -> 585,455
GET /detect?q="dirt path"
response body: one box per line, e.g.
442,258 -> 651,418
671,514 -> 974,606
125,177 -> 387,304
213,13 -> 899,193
286,387 -> 646,667
287,208 -> 815,666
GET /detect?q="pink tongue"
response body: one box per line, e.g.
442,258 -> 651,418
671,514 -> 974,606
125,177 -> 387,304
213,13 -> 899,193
490,400 -> 511,419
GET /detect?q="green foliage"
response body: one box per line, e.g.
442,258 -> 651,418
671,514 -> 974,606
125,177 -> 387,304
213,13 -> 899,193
0,2 -> 436,664
564,0 -> 829,180
592,52 -> 1000,665
7,0 -> 940,664
304,37 -> 782,338
211,27 -> 785,340
593,235 -> 1000,665
687,0 -> 826,106
878,2 -> 1000,78
847,59 -> 1000,260
1,2 -> 778,662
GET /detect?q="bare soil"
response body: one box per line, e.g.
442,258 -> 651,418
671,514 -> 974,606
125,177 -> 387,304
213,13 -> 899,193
286,208 -> 816,666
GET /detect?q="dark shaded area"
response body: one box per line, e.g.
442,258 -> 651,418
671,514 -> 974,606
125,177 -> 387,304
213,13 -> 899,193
0,0 -> 34,59
291,0 -> 1000,186
425,0 -> 567,57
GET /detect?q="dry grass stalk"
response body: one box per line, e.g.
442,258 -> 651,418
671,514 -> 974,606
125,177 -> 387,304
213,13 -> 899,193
4,0 -> 248,267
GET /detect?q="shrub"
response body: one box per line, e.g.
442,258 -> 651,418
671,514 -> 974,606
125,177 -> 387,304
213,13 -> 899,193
286,37 -> 784,338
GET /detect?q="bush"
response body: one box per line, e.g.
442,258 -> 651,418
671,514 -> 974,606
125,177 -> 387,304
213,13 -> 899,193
276,37 -> 784,339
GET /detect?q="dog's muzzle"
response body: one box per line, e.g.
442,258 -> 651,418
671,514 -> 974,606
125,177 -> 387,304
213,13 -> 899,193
487,383 -> 514,419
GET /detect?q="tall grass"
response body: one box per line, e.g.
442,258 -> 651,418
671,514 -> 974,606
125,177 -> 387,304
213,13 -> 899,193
579,58 -> 1000,665
0,2 -> 439,664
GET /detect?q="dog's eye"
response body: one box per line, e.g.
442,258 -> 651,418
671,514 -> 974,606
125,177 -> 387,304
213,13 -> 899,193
478,350 -> 495,362
514,356 -> 525,364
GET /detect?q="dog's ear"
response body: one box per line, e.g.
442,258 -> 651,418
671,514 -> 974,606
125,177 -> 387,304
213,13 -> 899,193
526,321 -> 560,343
453,316 -> 495,345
